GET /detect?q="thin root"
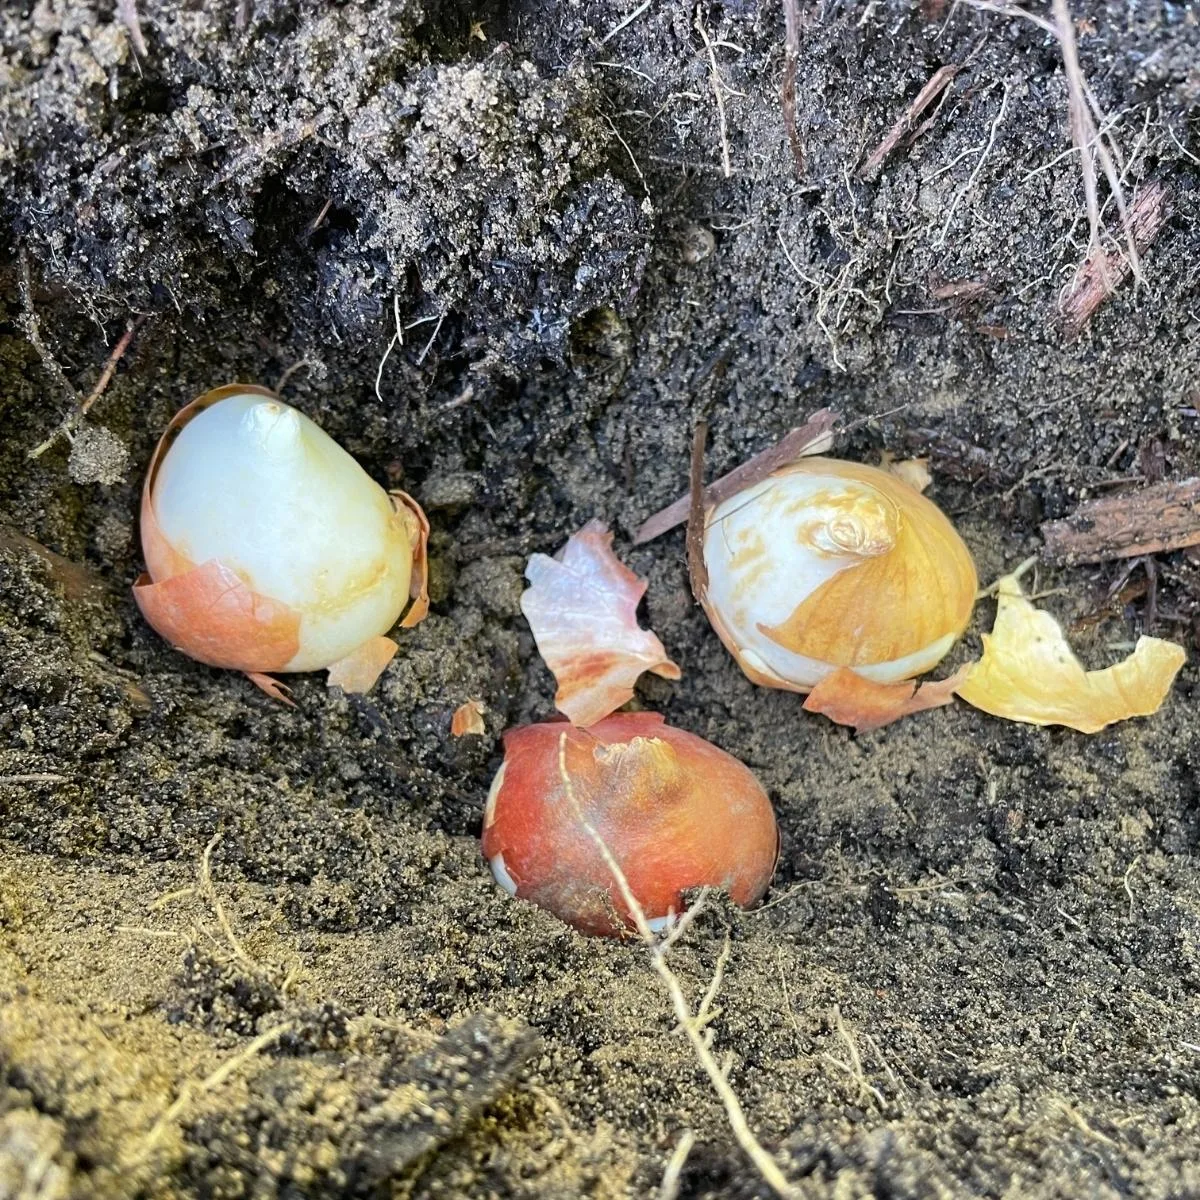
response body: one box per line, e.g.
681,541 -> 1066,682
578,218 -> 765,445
554,733 -> 798,1199
695,5 -> 733,178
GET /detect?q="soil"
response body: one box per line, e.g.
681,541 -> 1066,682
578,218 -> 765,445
3,1 -> 1200,1196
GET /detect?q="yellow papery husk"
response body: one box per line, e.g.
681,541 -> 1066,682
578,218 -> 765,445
954,572 -> 1187,733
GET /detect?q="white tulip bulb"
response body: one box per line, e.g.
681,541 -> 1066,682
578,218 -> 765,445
134,385 -> 429,700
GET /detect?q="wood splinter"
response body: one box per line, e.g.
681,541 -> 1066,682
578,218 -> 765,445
1041,477 -> 1200,565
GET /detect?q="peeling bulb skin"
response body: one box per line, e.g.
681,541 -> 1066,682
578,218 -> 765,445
481,714 -> 779,937
702,457 -> 977,691
134,385 -> 430,694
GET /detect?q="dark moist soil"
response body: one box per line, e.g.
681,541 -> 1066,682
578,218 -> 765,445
3,1 -> 1200,1196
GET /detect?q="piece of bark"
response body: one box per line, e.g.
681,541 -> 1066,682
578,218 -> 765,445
859,65 -> 958,181
1061,181 -> 1172,337
1041,478 -> 1200,565
633,408 -> 839,544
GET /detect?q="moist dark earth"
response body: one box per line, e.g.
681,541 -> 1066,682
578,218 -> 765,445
2,1 -> 1200,1196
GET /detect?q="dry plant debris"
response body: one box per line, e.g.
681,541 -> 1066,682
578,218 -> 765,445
780,0 -> 804,175
553,732 -> 800,1200
1042,476 -> 1200,564
521,521 -> 680,726
1061,181 -> 1173,336
451,698 -> 487,736
859,64 -> 958,180
954,564 -> 1186,733
960,0 -> 1140,285
634,409 -> 839,544
694,4 -> 734,178
803,666 -> 968,734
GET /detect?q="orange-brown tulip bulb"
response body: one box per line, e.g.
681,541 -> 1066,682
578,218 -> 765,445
482,714 -> 779,936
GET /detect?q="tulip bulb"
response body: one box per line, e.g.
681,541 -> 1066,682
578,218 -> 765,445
134,385 -> 429,699
482,714 -> 779,937
702,457 -> 976,691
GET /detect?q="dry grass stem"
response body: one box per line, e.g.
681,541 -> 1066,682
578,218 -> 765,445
415,311 -> 446,366
554,733 -> 799,1199
0,773 -> 69,784
117,0 -> 148,57
600,0 -> 650,45
822,1005 -> 885,1108
602,114 -> 653,212
695,5 -> 733,178
1053,1099 -> 1119,1148
198,831 -> 262,978
958,0 -> 1140,285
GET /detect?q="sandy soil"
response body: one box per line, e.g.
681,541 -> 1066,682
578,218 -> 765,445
3,1 -> 1200,1196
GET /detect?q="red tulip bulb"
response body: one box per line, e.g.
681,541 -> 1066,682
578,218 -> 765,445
482,713 -> 779,936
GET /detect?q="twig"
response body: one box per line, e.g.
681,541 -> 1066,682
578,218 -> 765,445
659,1130 -> 697,1200
695,5 -> 733,178
634,409 -> 838,543
0,774 -> 69,784
1040,470 -> 1196,563
83,317 -> 146,415
686,420 -> 710,602
554,734 -> 799,1199
780,0 -> 804,176
29,310 -> 148,459
859,65 -> 958,180
600,0 -> 650,45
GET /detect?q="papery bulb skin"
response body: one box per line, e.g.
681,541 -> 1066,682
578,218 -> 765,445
481,714 -> 779,937
702,458 -> 976,691
134,385 -> 428,693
